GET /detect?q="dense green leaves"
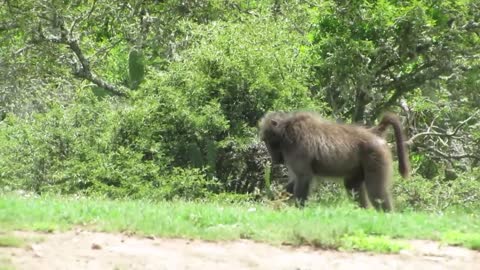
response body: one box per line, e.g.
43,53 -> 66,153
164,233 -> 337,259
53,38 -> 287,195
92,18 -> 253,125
309,0 -> 479,122
163,17 -> 319,133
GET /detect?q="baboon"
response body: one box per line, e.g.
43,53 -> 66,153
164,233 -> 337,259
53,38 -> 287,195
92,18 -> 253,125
259,111 -> 410,211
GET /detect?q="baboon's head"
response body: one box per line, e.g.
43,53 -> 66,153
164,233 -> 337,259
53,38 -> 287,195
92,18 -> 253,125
259,111 -> 288,164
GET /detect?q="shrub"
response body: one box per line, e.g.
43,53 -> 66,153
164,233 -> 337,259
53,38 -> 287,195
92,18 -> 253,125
394,171 -> 480,212
0,90 -> 219,200
163,17 -> 320,136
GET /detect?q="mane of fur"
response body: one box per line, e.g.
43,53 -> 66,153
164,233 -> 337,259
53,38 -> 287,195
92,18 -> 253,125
280,112 -> 370,154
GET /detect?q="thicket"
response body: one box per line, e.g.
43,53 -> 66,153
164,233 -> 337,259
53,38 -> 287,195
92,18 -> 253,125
0,0 -> 479,211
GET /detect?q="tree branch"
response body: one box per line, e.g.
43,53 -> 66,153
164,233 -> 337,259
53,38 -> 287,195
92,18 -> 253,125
371,61 -> 447,117
423,146 -> 480,160
66,37 -> 127,96
462,21 -> 480,31
69,0 -> 97,35
0,22 -> 18,31
35,3 -> 128,97
406,110 -> 480,146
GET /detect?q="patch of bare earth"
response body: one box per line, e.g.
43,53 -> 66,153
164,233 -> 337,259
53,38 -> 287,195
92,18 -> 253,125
1,230 -> 479,270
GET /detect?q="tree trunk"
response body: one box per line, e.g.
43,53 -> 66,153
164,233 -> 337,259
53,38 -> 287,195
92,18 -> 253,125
352,89 -> 367,124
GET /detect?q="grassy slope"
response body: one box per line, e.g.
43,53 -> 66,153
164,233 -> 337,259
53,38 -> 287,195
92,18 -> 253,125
0,194 -> 479,252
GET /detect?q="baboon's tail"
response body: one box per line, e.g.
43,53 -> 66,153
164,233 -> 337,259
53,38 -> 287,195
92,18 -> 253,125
376,113 -> 410,178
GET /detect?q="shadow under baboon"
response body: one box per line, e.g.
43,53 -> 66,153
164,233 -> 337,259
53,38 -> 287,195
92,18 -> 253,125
259,111 -> 410,211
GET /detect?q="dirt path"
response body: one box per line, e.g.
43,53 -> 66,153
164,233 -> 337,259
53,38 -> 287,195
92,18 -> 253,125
1,230 -> 479,270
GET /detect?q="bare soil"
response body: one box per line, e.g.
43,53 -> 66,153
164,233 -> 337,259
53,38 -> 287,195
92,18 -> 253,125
1,230 -> 479,270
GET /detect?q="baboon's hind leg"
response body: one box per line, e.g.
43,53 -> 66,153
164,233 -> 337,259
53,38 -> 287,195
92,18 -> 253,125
361,144 -> 394,212
344,173 -> 371,209
363,166 -> 393,212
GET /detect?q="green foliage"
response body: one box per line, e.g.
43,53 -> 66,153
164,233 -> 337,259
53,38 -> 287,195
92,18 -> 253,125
122,71 -> 230,170
0,91 -> 218,200
98,43 -> 130,86
144,167 -> 221,201
309,0 -> 478,121
128,48 -> 145,89
164,17 -> 319,133
394,172 -> 480,212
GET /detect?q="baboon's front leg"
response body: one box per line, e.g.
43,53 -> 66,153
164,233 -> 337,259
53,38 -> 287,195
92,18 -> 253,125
285,180 -> 294,194
292,174 -> 312,207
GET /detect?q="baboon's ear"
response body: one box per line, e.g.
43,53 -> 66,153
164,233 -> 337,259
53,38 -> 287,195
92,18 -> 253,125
271,119 -> 279,126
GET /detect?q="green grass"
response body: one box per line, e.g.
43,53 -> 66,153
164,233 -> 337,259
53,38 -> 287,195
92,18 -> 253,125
0,256 -> 14,270
340,232 -> 410,253
0,194 -> 479,253
0,232 -> 45,248
0,234 -> 26,248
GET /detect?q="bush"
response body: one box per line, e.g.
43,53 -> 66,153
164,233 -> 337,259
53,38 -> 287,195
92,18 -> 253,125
393,171 -> 480,212
0,90 -> 219,200
163,17 -> 320,136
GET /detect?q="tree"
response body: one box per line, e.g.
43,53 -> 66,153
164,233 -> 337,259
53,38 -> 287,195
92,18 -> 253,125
309,0 -> 479,123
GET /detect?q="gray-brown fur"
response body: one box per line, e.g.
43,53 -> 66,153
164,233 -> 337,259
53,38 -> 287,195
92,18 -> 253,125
259,111 -> 410,211
368,112 -> 410,178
